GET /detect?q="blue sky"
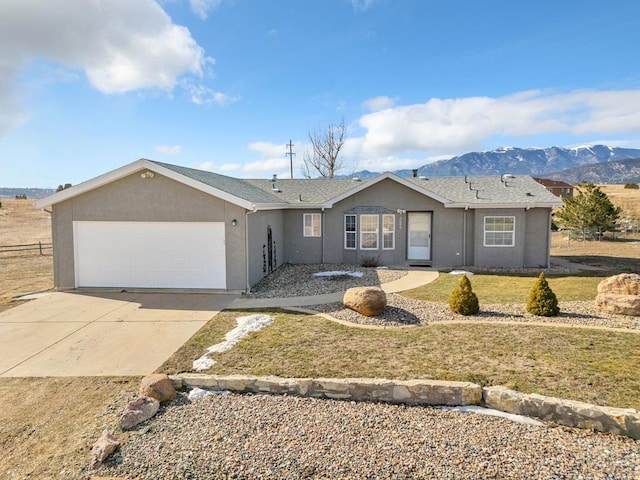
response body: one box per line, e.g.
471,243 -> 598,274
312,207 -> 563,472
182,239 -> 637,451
1,0 -> 640,187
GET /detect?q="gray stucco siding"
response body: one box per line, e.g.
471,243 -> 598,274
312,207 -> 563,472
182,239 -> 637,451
246,210 -> 285,288
473,208 -> 552,268
50,171 -> 247,290
282,209 -> 323,264
322,179 -> 466,267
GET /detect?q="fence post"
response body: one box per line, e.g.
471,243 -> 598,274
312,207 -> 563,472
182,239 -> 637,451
39,241 -> 42,255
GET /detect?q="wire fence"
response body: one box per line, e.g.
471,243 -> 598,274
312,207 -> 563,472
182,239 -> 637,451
0,242 -> 52,255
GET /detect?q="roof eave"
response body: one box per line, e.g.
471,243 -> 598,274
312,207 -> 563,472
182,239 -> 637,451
446,202 -> 563,209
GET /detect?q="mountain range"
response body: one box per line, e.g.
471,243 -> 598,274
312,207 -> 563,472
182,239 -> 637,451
347,145 -> 640,183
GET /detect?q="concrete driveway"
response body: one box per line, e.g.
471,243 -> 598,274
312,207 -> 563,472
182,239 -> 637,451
0,291 -> 236,377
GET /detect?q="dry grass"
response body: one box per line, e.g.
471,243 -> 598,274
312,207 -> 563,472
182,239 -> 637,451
0,199 -> 53,312
551,231 -> 640,273
598,183 -> 640,219
159,309 -> 640,410
0,377 -> 139,479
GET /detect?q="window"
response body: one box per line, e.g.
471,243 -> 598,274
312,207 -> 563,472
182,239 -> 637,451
303,213 -> 321,237
484,216 -> 515,247
382,214 -> 395,249
345,215 -> 356,249
360,214 -> 378,249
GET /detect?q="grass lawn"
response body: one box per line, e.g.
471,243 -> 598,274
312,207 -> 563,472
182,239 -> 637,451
159,309 -> 640,411
402,273 -> 602,304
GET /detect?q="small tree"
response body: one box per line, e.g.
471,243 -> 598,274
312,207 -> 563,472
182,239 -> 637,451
526,273 -> 559,316
302,118 -> 346,179
449,275 -> 480,315
624,183 -> 639,189
554,182 -> 622,240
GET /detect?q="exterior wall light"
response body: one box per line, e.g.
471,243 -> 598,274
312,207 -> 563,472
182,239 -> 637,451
231,219 -> 237,226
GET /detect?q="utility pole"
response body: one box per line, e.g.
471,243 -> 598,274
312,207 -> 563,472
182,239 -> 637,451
285,139 -> 295,179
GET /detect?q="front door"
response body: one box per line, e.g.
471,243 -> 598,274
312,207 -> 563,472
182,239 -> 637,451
407,212 -> 431,261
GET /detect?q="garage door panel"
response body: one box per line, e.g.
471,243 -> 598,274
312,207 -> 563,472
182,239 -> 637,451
74,222 -> 226,289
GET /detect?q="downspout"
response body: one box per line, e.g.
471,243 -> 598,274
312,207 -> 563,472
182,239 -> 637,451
321,207 -> 325,264
244,207 -> 257,294
462,206 -> 468,265
546,209 -> 553,268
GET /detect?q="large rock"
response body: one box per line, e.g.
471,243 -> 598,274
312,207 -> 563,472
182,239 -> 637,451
119,396 -> 160,430
595,273 -> 640,316
139,373 -> 177,403
90,430 -> 120,468
343,287 -> 387,316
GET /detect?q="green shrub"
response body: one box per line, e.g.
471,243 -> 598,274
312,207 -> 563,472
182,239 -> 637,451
527,272 -> 560,316
449,275 -> 480,315
624,183 -> 639,189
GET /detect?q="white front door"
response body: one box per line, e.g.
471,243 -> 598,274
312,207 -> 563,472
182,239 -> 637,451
407,212 -> 431,260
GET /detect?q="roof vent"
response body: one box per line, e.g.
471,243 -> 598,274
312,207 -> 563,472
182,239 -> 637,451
272,187 -> 282,193
418,176 -> 428,180
352,177 -> 361,182
501,174 -> 516,187
272,174 -> 277,181
526,192 -> 534,196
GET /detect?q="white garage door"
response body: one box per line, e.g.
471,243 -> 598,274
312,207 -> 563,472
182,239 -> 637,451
73,221 -> 226,289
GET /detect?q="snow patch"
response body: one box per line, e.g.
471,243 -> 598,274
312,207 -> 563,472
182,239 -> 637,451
188,387 -> 230,401
313,271 -> 364,278
439,405 -> 545,426
193,314 -> 274,372
449,270 -> 474,275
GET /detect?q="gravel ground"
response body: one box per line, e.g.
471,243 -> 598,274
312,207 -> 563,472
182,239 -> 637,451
248,263 -> 407,298
95,393 -> 640,480
309,295 -> 640,330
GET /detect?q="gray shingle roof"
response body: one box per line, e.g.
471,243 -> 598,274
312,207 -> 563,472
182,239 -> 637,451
404,175 -> 563,206
151,161 -> 562,209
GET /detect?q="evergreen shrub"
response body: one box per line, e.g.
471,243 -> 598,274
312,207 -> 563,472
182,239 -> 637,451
527,272 -> 560,316
448,275 -> 480,315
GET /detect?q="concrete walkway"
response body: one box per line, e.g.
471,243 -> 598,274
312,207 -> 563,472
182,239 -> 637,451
227,270 -> 439,309
0,291 -> 236,377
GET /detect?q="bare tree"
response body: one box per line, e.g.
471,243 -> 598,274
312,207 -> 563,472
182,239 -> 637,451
302,118 -> 346,178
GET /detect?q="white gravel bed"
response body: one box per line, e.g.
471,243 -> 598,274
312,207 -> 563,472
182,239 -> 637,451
309,295 -> 640,330
96,393 -> 640,479
248,263 -> 407,298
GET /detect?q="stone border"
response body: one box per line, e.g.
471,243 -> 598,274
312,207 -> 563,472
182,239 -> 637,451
483,386 -> 640,440
170,374 -> 640,440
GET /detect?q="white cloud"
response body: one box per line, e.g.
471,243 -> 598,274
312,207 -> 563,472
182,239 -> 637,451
183,82 -> 239,105
155,145 -> 182,155
244,141 -> 305,176
0,0 -> 227,136
362,95 -> 397,112
243,157 -> 290,173
189,0 -> 222,20
348,89 -> 640,158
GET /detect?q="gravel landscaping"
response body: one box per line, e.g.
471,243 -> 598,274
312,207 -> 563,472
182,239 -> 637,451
310,295 -> 640,330
96,393 -> 640,480
248,263 -> 407,298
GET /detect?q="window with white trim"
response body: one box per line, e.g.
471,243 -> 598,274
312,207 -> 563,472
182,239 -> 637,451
382,214 -> 395,249
360,214 -> 378,249
345,215 -> 356,249
303,213 -> 321,237
484,216 -> 515,247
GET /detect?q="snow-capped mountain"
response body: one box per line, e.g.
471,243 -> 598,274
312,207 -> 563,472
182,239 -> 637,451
345,145 -> 640,180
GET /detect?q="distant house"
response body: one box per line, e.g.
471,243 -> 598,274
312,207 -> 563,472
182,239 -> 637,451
35,159 -> 563,292
533,178 -> 574,199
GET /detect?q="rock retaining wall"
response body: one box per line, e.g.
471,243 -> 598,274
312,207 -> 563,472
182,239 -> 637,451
171,374 -> 481,406
483,386 -> 640,440
170,374 -> 640,439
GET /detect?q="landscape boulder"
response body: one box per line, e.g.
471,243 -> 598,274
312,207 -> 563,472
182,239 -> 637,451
343,286 -> 387,316
139,373 -> 177,403
119,396 -> 160,430
90,430 -> 120,468
595,273 -> 640,316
